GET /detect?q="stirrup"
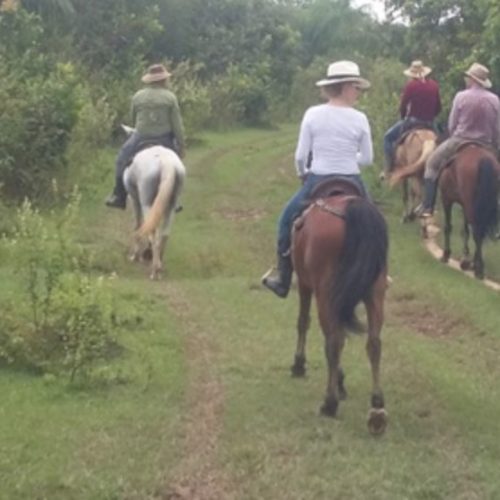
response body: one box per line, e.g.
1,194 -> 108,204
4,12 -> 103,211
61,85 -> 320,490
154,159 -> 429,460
261,267 -> 275,283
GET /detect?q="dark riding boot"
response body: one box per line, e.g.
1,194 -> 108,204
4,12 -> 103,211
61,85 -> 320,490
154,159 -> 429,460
262,253 -> 293,298
105,176 -> 127,210
417,178 -> 437,217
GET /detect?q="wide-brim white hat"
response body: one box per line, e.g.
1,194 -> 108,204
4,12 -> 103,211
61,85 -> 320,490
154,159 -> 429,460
315,60 -> 371,89
464,62 -> 492,88
403,60 -> 432,78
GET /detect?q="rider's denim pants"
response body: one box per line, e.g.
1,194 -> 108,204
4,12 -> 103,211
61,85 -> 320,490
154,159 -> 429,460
277,173 -> 368,255
383,120 -> 405,166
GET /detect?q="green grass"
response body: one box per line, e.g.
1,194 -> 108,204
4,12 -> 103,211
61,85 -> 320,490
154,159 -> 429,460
2,124 -> 500,498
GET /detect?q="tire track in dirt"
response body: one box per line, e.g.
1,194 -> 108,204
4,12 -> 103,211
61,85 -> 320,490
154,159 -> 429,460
157,283 -> 235,500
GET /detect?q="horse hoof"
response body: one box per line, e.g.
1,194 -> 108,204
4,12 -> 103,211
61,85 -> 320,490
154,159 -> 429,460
291,364 -> 306,378
320,398 -> 338,418
460,260 -> 471,271
367,408 -> 388,435
339,388 -> 348,401
440,251 -> 451,263
474,270 -> 484,280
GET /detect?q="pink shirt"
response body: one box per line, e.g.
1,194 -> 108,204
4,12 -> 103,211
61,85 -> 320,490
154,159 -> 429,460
448,85 -> 500,147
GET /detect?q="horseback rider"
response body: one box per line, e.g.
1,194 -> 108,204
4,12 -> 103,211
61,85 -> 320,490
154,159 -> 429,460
418,62 -> 500,218
105,64 -> 185,209
383,60 -> 441,175
262,60 -> 373,298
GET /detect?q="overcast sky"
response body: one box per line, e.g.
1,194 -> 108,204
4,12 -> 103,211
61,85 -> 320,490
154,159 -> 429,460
351,0 -> 387,21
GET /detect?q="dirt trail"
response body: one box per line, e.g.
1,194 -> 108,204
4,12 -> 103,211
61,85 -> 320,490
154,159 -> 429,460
422,221 -> 500,292
157,284 -> 234,500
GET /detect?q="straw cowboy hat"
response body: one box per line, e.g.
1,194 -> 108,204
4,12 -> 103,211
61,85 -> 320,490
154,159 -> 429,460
315,60 -> 371,89
403,60 -> 432,79
464,62 -> 492,88
141,64 -> 171,84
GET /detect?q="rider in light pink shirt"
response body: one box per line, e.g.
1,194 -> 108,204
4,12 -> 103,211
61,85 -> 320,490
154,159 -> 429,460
419,62 -> 500,217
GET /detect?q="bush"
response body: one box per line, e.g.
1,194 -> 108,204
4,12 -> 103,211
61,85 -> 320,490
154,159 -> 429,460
0,190 -> 119,382
0,9 -> 81,200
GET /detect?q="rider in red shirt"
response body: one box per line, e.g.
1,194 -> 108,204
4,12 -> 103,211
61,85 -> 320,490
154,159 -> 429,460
383,60 -> 441,173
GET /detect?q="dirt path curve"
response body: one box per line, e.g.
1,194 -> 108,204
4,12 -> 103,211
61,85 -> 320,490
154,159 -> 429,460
423,221 -> 500,292
158,284 -> 235,500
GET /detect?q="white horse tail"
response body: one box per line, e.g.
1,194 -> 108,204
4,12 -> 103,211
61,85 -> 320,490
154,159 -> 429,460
389,140 -> 436,188
137,159 -> 177,238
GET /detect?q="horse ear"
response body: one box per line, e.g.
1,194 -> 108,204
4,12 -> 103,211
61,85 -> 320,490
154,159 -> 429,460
121,124 -> 135,136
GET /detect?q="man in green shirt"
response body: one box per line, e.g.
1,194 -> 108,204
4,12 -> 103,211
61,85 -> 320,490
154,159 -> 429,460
106,64 -> 186,209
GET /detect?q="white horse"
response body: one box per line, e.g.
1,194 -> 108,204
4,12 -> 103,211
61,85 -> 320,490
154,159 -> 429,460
122,127 -> 185,280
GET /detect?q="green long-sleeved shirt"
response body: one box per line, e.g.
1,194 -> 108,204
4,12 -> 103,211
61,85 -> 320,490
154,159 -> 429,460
131,85 -> 185,149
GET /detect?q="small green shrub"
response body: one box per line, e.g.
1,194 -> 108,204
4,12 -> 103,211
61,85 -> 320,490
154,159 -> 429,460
0,190 -> 119,382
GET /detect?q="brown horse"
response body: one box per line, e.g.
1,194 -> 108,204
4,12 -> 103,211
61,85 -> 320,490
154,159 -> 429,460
291,179 -> 389,434
389,129 -> 438,222
439,144 -> 500,279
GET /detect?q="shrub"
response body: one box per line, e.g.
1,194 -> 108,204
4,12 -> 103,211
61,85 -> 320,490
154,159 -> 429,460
0,190 -> 119,382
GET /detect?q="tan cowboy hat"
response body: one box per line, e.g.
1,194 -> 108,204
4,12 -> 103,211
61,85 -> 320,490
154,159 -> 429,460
315,60 -> 371,89
464,62 -> 492,88
141,64 -> 171,84
403,60 -> 432,79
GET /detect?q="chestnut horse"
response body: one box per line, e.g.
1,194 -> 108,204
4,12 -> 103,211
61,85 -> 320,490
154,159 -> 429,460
389,129 -> 438,221
439,144 -> 500,279
291,179 -> 389,434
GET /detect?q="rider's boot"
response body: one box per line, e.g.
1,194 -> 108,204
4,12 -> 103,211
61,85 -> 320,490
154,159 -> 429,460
417,178 -> 437,218
105,177 -> 127,209
262,253 -> 293,298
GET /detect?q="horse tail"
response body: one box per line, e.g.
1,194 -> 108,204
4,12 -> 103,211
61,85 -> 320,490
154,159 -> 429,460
331,199 -> 388,328
389,140 -> 435,187
137,156 -> 179,238
473,157 -> 498,241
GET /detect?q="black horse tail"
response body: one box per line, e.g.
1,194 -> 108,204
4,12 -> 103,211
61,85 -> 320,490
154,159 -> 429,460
474,158 -> 498,241
331,198 -> 388,329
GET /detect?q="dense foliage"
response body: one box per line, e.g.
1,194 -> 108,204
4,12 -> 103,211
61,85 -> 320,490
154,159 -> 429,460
1,0 -> 499,200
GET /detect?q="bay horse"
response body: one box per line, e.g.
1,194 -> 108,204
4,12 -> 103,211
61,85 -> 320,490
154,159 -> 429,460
438,144 -> 500,279
291,179 -> 389,434
124,145 -> 185,280
389,129 -> 438,221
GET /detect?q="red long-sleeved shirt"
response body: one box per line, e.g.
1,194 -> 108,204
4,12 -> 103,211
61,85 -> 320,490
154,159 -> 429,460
399,79 -> 442,121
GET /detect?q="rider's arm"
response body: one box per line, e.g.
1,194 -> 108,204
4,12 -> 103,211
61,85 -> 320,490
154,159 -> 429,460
448,93 -> 461,136
357,115 -> 373,167
170,96 -> 185,157
399,82 -> 412,119
295,111 -> 313,178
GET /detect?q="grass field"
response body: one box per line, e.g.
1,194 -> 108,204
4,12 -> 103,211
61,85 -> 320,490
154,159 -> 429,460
1,125 -> 500,499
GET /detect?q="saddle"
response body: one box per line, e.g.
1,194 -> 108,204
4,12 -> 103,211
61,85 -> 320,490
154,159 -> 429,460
125,133 -> 176,168
308,177 -> 363,200
443,140 -> 497,170
294,178 -> 363,230
396,122 -> 435,147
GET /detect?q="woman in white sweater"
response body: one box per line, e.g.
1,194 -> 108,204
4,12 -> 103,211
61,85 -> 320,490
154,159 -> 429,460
262,60 -> 374,298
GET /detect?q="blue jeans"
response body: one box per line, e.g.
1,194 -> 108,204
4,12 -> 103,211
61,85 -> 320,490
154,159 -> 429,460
277,173 -> 368,255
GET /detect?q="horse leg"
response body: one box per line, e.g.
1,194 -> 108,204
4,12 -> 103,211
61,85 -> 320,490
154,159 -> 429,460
364,274 -> 388,435
401,180 -> 411,223
460,211 -> 472,271
129,189 -> 144,262
441,202 -> 452,263
291,282 -> 312,378
150,232 -> 167,280
472,232 -> 485,279
321,328 -> 346,417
